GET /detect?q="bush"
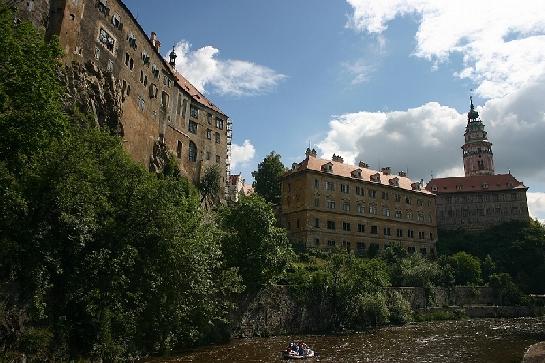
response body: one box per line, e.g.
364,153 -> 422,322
489,273 -> 524,305
387,291 -> 413,325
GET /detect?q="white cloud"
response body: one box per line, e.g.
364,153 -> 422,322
172,41 -> 286,96
342,60 -> 375,85
528,192 -> 545,224
346,0 -> 545,98
230,139 -> 256,170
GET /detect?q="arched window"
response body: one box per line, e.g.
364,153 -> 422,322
189,141 -> 197,162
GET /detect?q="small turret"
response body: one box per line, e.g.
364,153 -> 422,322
169,46 -> 177,68
468,96 -> 479,122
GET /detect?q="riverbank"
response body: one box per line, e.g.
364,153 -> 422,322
233,285 -> 545,338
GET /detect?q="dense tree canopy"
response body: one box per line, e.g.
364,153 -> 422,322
251,151 -> 285,205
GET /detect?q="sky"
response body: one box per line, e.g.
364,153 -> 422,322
124,0 -> 545,222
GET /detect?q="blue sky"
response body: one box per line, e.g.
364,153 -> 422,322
124,0 -> 545,221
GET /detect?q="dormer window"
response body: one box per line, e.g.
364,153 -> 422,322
370,173 -> 380,183
456,185 -> 463,191
481,183 -> 489,189
411,182 -> 421,191
389,177 -> 399,187
322,162 -> 333,173
431,185 -> 438,192
351,169 -> 362,179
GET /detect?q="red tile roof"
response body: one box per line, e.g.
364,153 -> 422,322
425,174 -> 527,194
286,156 -> 432,195
173,71 -> 226,117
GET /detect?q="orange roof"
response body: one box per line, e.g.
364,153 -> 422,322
241,184 -> 254,196
229,174 -> 241,186
286,155 -> 432,195
425,174 -> 527,194
174,71 -> 226,117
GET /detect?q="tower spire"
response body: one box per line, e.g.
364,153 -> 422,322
467,95 -> 479,122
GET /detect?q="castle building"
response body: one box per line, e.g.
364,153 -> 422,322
426,98 -> 529,230
280,149 -> 438,255
227,174 -> 254,203
12,0 -> 232,193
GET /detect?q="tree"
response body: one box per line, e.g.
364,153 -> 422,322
251,151 -> 285,204
448,252 -> 482,285
219,194 -> 294,291
198,164 -> 222,209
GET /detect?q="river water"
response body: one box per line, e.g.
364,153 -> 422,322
151,318 -> 545,362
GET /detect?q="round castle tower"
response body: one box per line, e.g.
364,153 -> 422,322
462,97 -> 495,176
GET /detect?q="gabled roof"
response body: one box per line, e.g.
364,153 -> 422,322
286,156 -> 432,195
173,71 -> 226,117
425,174 -> 527,194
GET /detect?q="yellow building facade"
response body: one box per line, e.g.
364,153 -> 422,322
281,150 -> 438,255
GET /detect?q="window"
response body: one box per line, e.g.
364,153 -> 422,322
129,58 -> 134,70
327,200 -> 335,209
417,199 -> 423,206
94,46 -> 100,60
405,196 -> 412,204
97,0 -> 109,15
342,222 -> 351,231
357,242 -> 366,254
325,181 -> 335,191
207,113 -> 212,124
206,129 -> 212,140
407,229 -> 414,238
342,202 -> 350,212
340,184 -> 349,193
296,219 -> 300,229
315,238 -> 320,246
141,51 -> 150,65
418,231 -> 425,239
382,191 -> 389,200
355,186 -> 363,195
430,232 -> 434,240
314,179 -> 319,189
357,204 -> 365,214
137,96 -> 145,111
357,224 -> 365,233
206,151 -> 211,160
161,92 -> 171,108
314,218 -> 320,228
395,210 -> 402,218
188,141 -> 197,162
383,208 -> 390,217
107,59 -> 114,72
188,120 -> 197,134
216,117 -> 224,129
417,212 -> 424,222
369,204 -> 377,215
181,99 -> 188,118
215,132 -> 220,144
420,248 -> 427,255
408,246 -> 416,254
128,33 -> 137,49
395,193 -> 401,202
342,240 -> 351,250
396,228 -> 403,237
327,221 -> 336,230
149,84 -> 158,99
314,198 -> 319,207
383,227 -> 391,236
371,226 -> 378,234
190,105 -> 198,119
216,155 -> 220,163
369,189 -> 377,198
406,211 -> 413,220
152,64 -> 160,79
287,183 -> 291,192
176,140 -> 182,158
327,240 -> 336,247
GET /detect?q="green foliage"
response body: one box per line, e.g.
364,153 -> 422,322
387,291 -> 413,325
489,273 -> 524,306
251,151 -> 285,204
198,164 -> 222,209
437,221 -> 545,293
392,253 -> 441,288
347,292 -> 390,327
482,254 -> 496,283
447,252 -> 482,286
0,4 -> 67,172
220,194 -> 294,291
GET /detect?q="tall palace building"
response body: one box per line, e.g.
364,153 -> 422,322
281,149 -> 438,255
426,98 -> 529,230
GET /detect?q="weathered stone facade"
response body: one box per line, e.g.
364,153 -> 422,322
281,149 -> 438,255
426,99 -> 529,230
13,0 -> 232,190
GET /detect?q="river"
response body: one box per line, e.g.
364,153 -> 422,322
149,317 -> 545,362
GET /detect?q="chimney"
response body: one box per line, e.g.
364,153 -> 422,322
381,167 -> 391,175
398,171 -> 407,177
331,154 -> 344,163
305,148 -> 317,158
150,32 -> 161,52
358,161 -> 369,169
